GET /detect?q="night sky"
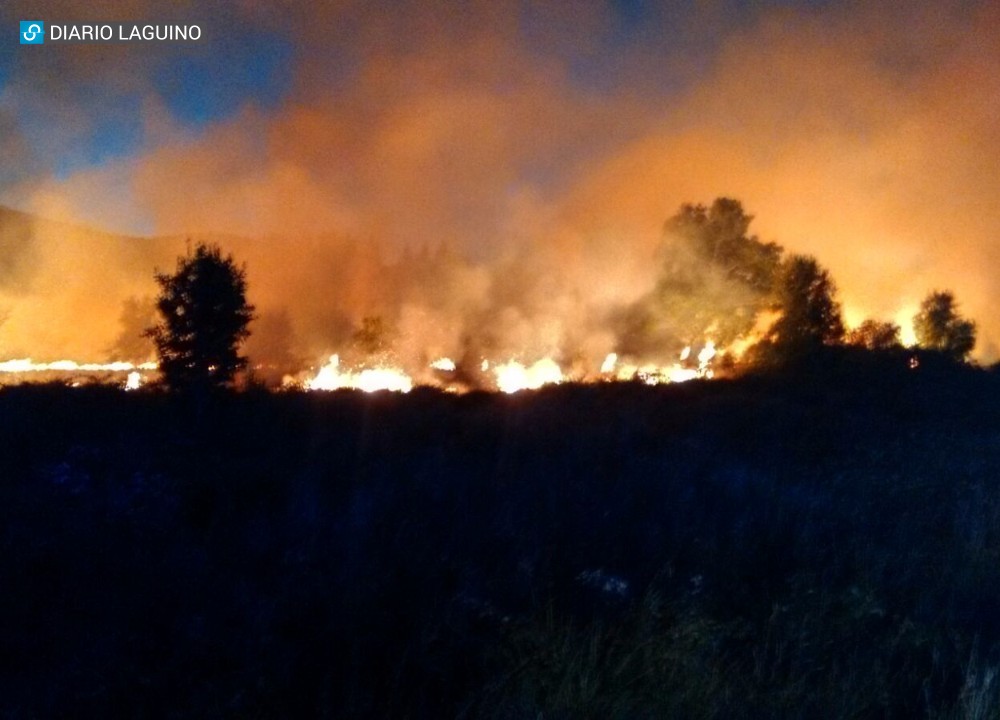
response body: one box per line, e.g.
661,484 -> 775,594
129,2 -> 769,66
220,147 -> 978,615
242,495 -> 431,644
1,0 -> 998,361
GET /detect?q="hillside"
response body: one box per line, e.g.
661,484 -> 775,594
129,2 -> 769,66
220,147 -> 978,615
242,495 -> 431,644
2,363 -> 1000,718
0,206 -> 311,371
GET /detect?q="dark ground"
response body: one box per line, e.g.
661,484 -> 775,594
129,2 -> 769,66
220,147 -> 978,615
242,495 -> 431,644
2,353 -> 1000,718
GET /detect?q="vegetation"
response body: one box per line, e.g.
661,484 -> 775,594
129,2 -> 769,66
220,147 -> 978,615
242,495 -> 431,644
145,243 -> 255,392
3,362 -> 1000,717
768,254 -> 844,348
746,254 -> 845,368
846,318 -> 902,350
615,198 -> 986,375
618,198 -> 782,356
914,290 -> 977,361
617,198 -> 985,374
663,198 -> 783,299
1,197 -> 994,717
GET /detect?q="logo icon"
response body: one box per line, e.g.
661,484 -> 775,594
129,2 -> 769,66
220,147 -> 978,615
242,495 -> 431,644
20,21 -> 44,44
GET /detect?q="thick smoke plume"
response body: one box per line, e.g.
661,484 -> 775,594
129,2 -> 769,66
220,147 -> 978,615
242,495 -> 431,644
1,0 -> 998,368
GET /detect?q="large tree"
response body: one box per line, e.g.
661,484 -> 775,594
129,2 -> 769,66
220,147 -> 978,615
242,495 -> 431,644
146,243 -> 255,391
913,291 -> 976,361
617,198 -> 783,357
664,198 -> 783,296
755,254 -> 844,363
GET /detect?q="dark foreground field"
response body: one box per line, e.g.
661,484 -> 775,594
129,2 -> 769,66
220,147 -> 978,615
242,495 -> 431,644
3,359 -> 1000,718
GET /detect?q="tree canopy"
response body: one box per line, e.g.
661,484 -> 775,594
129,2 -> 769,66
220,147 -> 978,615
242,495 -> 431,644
664,198 -> 783,296
749,254 -> 844,366
845,319 -> 902,351
913,291 -> 976,361
146,243 -> 255,392
617,198 -> 783,357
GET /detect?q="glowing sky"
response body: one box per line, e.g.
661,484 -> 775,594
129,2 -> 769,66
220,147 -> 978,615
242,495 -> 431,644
1,0 -> 998,362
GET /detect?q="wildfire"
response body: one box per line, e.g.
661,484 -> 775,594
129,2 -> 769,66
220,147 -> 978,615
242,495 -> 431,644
698,341 -> 717,366
305,354 -> 414,393
430,357 -> 457,372
298,339 -> 719,395
494,358 -> 564,394
0,341 -> 721,395
600,341 -> 716,385
0,359 -> 156,390
0,359 -> 156,373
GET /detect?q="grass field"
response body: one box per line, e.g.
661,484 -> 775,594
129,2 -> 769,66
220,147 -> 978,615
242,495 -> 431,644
2,358 -> 1000,718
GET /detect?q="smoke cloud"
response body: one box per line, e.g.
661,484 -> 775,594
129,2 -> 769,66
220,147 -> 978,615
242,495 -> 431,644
1,0 -> 998,368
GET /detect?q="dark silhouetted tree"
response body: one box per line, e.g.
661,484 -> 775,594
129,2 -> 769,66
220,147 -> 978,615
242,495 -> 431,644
751,254 -> 843,366
913,291 -> 976,361
845,319 -> 902,351
771,255 -> 844,346
146,243 -> 255,391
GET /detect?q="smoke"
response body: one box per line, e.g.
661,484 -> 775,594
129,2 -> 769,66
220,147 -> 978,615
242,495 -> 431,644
1,0 -> 999,367
554,1 -> 1000,357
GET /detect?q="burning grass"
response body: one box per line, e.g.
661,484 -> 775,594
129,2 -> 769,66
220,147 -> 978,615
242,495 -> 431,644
0,339 -> 723,395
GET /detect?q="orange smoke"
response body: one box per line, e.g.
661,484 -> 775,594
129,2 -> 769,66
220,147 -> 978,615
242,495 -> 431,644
0,0 -> 998,365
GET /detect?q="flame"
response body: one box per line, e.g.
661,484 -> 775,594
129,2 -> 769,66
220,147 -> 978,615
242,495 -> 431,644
0,359 -> 156,373
698,341 -> 716,366
629,364 -> 698,384
0,340 -> 721,394
430,357 -> 456,371
601,341 -> 716,385
493,358 -> 564,393
0,358 -> 155,389
893,306 -> 918,346
305,354 -> 414,393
